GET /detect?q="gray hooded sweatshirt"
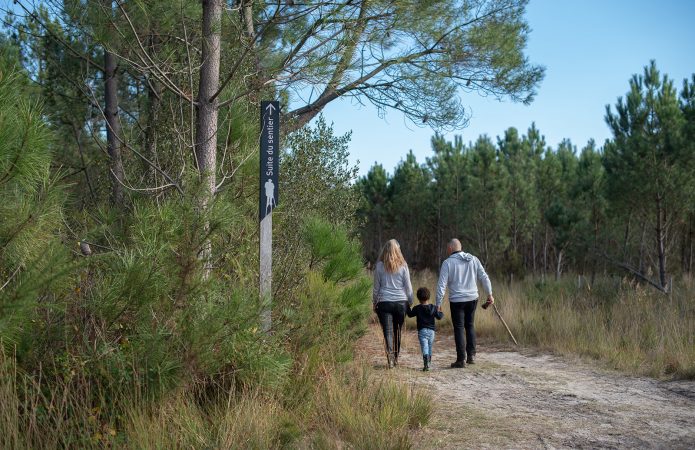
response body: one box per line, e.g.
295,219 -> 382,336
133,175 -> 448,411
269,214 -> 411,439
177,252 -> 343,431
435,252 -> 492,306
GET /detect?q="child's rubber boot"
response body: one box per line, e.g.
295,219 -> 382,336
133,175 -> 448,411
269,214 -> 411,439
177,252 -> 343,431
423,355 -> 430,372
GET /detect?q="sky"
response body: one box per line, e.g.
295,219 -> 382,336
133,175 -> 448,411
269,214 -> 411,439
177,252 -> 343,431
318,0 -> 695,176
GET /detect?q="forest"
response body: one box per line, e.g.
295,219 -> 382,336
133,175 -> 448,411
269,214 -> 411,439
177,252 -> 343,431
358,61 -> 695,292
0,0 -> 544,447
0,0 -> 693,447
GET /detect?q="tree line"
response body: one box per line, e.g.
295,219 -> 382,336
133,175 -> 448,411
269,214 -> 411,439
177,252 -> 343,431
357,61 -> 695,291
1,2 -> 544,443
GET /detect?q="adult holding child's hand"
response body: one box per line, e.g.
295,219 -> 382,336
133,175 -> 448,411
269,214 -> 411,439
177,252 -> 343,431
436,238 -> 493,368
372,239 -> 413,368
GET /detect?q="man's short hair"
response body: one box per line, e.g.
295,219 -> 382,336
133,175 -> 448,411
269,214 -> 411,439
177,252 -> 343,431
448,238 -> 462,251
416,287 -> 430,301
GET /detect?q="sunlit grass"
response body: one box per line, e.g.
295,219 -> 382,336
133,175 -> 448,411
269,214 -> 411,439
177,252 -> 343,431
410,271 -> 695,379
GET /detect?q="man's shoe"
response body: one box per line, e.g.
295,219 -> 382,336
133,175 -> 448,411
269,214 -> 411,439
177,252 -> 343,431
466,355 -> 475,364
450,360 -> 465,368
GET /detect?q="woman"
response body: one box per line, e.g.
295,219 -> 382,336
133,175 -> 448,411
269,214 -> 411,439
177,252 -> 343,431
373,239 -> 413,368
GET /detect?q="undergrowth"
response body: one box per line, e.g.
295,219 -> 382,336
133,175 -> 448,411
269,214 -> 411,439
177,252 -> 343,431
411,271 -> 695,379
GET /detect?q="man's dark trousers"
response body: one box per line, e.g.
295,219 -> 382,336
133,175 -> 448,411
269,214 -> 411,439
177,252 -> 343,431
450,300 -> 478,362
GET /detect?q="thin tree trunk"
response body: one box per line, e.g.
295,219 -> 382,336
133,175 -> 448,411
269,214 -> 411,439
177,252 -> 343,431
532,234 -> 536,275
555,249 -> 563,281
638,220 -> 647,274
689,212 -> 694,274
72,123 -> 96,204
195,0 -> 222,272
655,193 -> 667,289
103,2 -> 124,206
144,33 -> 162,185
622,213 -> 632,261
543,225 -> 548,275
437,204 -> 442,267
242,0 -> 255,39
590,217 -> 599,286
377,212 -> 383,253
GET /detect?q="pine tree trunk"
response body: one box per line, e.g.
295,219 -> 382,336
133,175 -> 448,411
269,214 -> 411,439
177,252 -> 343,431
590,217 -> 599,286
144,33 -> 162,185
543,225 -> 548,275
622,215 -> 631,261
103,3 -> 124,206
655,193 -> 667,289
532,234 -> 536,275
195,0 -> 222,272
638,220 -> 647,274
689,212 -> 694,274
437,204 -> 442,267
555,249 -> 563,281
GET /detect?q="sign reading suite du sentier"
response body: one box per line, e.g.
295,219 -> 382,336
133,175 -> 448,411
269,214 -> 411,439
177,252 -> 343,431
259,101 -> 279,221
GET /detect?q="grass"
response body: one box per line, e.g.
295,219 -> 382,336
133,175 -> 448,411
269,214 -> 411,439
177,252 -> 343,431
409,271 -> 695,379
0,349 -> 431,449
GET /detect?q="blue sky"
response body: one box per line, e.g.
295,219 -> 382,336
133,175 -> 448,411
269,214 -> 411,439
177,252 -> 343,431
319,0 -> 695,176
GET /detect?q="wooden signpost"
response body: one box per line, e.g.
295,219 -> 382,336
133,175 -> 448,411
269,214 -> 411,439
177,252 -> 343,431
260,101 -> 279,332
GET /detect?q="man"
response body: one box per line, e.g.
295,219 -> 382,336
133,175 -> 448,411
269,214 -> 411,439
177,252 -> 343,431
435,239 -> 494,368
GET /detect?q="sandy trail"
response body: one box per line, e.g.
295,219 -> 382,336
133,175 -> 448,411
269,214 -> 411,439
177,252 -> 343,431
362,324 -> 695,449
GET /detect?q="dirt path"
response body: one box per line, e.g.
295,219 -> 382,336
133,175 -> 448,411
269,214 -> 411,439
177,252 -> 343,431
362,324 -> 695,449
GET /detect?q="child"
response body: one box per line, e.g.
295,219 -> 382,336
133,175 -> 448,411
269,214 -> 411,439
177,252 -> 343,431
407,287 -> 444,371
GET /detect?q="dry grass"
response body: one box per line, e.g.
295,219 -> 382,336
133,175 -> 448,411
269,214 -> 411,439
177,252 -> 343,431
311,363 -> 432,449
410,271 -> 695,379
0,351 -> 431,449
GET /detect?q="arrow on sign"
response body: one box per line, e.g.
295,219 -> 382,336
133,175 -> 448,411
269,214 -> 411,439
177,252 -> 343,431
265,102 -> 276,114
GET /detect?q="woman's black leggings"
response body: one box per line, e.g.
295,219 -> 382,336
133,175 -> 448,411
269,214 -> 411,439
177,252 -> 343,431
376,301 -> 407,359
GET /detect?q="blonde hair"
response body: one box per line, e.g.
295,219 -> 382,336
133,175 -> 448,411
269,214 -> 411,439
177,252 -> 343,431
379,239 -> 407,273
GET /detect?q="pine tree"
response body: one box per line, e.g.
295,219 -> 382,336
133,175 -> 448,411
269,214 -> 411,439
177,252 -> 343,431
499,127 -> 539,277
426,134 -> 467,265
605,61 -> 686,290
356,164 -> 391,262
0,52 -> 68,349
388,151 -> 432,268
465,135 -> 511,267
571,140 -> 607,281
679,76 -> 695,273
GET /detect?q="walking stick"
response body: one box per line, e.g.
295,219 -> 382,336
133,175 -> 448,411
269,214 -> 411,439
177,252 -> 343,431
492,303 -> 518,346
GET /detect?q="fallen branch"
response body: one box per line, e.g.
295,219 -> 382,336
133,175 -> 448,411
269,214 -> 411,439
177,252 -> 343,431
598,252 -> 668,294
